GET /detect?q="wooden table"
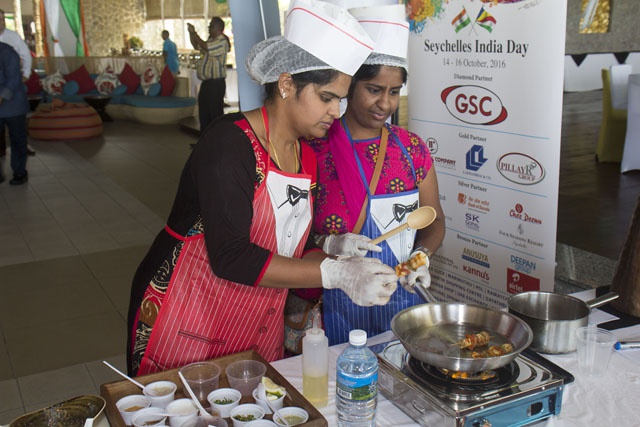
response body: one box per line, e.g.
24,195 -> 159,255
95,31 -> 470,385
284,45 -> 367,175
84,95 -> 113,122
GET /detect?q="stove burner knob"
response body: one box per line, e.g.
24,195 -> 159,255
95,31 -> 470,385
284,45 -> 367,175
472,419 -> 492,427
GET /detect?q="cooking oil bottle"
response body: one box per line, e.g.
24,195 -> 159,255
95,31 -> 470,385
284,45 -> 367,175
302,318 -> 328,407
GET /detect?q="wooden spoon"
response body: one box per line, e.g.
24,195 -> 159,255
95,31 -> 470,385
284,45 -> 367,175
370,206 -> 437,245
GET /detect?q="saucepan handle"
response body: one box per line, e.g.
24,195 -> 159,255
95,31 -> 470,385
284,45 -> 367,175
586,291 -> 618,309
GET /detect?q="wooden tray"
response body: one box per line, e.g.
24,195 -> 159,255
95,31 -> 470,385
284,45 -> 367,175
100,350 -> 327,426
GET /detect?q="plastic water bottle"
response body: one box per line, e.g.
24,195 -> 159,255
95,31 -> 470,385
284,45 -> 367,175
335,329 -> 378,427
302,318 -> 329,407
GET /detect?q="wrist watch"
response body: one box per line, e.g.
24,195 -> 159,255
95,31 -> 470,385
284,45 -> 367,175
413,245 -> 432,258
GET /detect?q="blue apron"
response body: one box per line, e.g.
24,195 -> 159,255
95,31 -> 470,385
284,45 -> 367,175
324,122 -> 422,345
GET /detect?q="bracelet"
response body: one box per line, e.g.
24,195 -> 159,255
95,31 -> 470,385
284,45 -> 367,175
412,245 -> 432,258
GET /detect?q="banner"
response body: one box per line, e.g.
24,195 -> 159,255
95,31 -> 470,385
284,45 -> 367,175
41,0 -> 89,57
407,0 -> 567,307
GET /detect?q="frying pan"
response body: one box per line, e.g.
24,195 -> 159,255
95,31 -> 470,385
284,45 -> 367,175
391,302 -> 533,372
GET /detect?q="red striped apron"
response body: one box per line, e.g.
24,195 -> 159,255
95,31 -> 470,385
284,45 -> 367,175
137,122 -> 314,375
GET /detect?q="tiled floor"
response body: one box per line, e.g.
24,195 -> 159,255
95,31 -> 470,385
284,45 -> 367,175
0,120 -> 195,423
0,90 -> 632,424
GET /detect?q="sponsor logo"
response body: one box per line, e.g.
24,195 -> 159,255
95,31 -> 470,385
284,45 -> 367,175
434,156 -> 457,170
439,194 -> 447,202
426,137 -> 438,154
463,264 -> 490,281
509,203 -> 542,224
457,233 -> 488,248
498,229 -> 544,249
497,153 -> 545,185
465,213 -> 480,232
462,247 -> 490,268
441,85 -> 508,125
507,268 -> 540,293
466,145 -> 488,171
458,192 -> 490,214
510,255 -> 537,274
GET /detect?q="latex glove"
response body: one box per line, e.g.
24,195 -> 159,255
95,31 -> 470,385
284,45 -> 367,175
399,250 -> 431,294
322,233 -> 382,257
320,256 -> 397,306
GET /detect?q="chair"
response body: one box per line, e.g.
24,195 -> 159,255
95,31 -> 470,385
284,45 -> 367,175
596,65 -> 630,162
621,74 -> 640,173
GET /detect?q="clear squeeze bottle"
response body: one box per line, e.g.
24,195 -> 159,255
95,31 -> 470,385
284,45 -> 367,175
302,319 -> 329,407
335,329 -> 378,427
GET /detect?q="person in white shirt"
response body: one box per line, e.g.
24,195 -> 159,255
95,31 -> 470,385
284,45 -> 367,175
0,9 -> 34,157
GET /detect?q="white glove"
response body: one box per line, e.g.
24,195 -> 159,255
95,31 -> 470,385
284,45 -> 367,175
322,233 -> 382,257
320,256 -> 398,306
399,250 -> 431,294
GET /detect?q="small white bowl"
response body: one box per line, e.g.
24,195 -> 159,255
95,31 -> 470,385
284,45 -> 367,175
143,380 -> 177,409
132,407 -> 167,427
252,387 -> 285,414
166,398 -> 198,427
230,403 -> 265,427
208,387 -> 242,418
272,407 -> 309,427
116,394 -> 151,426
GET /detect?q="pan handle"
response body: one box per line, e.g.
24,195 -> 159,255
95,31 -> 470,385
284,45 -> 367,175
415,284 -> 438,303
586,292 -> 619,309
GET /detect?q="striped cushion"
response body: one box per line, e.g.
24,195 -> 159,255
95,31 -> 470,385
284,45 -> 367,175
28,99 -> 103,140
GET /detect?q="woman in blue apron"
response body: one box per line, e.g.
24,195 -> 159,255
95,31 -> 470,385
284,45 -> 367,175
306,6 -> 446,345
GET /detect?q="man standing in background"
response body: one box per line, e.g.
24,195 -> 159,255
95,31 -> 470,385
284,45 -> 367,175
161,30 -> 180,76
187,17 -> 230,133
0,41 -> 29,185
0,9 -> 34,157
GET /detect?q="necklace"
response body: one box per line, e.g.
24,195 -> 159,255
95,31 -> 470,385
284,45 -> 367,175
261,106 -> 299,172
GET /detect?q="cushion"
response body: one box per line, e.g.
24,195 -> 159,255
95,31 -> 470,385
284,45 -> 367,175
119,63 -> 140,95
25,70 -> 42,95
112,84 -> 128,95
160,65 -> 176,96
65,65 -> 96,94
62,80 -> 80,95
95,71 -> 120,95
42,71 -> 66,96
28,99 -> 103,140
140,65 -> 160,95
146,82 -> 161,97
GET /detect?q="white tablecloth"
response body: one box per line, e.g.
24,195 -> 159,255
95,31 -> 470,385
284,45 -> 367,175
271,290 -> 640,427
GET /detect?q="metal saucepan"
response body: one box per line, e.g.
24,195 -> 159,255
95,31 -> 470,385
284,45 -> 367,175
391,303 -> 533,372
507,291 -> 619,354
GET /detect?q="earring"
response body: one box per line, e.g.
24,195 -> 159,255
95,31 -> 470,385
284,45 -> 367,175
281,91 -> 287,100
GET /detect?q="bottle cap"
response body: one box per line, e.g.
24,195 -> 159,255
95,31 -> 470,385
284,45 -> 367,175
305,327 -> 326,344
349,329 -> 367,346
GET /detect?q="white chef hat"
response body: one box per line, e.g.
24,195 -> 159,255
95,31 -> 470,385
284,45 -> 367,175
349,4 -> 409,70
284,0 -> 374,76
246,0 -> 375,84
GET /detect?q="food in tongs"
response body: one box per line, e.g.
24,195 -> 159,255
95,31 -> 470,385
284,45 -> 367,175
395,251 -> 428,277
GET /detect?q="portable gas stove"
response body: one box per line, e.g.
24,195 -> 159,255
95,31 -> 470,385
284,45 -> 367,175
372,340 -> 574,427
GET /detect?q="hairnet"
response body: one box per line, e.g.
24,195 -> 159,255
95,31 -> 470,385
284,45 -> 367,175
364,52 -> 407,71
245,36 -> 335,85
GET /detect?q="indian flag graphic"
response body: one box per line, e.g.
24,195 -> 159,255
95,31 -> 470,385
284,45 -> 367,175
451,7 -> 471,33
476,7 -> 497,33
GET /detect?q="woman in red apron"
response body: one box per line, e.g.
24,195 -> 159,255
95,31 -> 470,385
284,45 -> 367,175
126,3 -> 399,376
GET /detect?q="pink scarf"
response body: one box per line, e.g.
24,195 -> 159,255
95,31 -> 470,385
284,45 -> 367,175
328,120 -> 373,229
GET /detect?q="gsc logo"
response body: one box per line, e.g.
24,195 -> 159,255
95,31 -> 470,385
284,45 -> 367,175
441,85 -> 508,125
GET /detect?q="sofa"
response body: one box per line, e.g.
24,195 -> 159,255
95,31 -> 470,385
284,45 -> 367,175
28,60 -> 196,125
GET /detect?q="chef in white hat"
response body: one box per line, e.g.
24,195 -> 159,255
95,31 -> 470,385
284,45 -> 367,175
307,4 -> 446,346
126,0 -> 399,376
